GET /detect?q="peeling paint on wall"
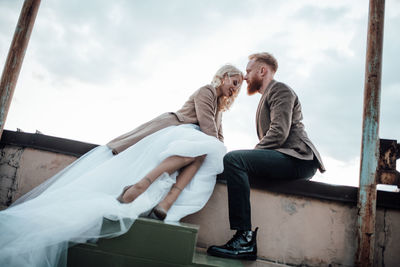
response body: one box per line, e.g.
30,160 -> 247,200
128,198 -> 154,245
0,145 -> 24,209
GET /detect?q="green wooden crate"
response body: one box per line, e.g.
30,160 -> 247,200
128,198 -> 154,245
68,217 -> 242,267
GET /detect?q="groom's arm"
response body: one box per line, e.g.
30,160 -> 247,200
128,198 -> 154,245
255,84 -> 295,149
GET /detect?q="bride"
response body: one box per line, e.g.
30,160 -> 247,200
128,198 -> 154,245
0,64 -> 243,267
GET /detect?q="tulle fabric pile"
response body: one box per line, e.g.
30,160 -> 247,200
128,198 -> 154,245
0,124 -> 226,267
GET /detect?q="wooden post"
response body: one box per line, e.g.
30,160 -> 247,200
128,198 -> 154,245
0,0 -> 41,138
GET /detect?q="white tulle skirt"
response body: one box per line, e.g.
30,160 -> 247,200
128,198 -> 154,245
0,124 -> 226,267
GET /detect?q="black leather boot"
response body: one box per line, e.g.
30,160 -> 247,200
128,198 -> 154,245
207,227 -> 258,260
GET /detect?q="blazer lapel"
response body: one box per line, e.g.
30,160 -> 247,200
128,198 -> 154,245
255,80 -> 276,138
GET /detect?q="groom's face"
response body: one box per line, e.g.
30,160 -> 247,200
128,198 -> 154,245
245,60 -> 262,95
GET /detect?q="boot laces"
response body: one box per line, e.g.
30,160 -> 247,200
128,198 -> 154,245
226,230 -> 250,247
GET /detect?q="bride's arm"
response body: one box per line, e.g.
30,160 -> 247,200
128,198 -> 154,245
217,111 -> 224,142
193,86 -> 219,138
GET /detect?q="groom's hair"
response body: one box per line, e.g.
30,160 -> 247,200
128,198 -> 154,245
249,52 -> 278,73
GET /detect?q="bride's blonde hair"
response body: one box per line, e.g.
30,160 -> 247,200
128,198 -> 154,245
211,64 -> 243,111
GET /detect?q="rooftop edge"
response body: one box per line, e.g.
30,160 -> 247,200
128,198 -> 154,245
1,129 -> 399,210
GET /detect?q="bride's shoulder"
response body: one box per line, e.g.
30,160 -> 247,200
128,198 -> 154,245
195,84 -> 217,97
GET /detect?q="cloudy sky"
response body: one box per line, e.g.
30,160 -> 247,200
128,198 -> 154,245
1,0 -> 399,188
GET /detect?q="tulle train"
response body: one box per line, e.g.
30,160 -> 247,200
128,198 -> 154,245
0,124 -> 226,267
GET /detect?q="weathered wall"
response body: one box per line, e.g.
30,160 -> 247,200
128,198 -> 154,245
0,144 -> 399,266
183,185 -> 354,266
374,209 -> 400,267
183,187 -> 400,267
184,188 -> 400,267
0,145 -> 24,209
0,145 -> 76,209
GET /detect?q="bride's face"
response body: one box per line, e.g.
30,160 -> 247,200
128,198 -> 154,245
219,75 -> 242,97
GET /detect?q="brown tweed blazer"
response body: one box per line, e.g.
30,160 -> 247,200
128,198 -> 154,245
107,85 -> 223,154
255,80 -> 325,172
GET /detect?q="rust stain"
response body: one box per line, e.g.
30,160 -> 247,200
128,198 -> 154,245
356,0 -> 385,266
377,139 -> 400,186
356,184 -> 377,266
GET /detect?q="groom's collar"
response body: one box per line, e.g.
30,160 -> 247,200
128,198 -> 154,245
261,79 -> 276,96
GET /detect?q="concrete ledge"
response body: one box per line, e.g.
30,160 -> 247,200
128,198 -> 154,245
0,130 -> 98,157
217,177 -> 400,211
1,129 -> 399,210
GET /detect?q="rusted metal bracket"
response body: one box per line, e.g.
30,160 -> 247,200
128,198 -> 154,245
377,139 -> 400,186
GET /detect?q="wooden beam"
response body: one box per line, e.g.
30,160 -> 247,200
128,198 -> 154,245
0,0 -> 41,138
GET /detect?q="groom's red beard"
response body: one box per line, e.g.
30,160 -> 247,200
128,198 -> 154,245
246,77 -> 262,95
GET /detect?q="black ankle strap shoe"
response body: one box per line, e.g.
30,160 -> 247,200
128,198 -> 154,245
207,227 -> 258,260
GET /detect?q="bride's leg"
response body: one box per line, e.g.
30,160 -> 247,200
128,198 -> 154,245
154,155 -> 206,217
119,155 -> 196,203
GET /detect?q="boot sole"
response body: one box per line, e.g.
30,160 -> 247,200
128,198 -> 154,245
207,250 -> 257,261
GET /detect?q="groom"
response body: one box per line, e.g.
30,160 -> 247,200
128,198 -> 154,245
207,52 -> 325,260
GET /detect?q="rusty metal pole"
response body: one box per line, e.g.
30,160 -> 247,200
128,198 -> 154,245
355,0 -> 385,266
0,0 -> 41,139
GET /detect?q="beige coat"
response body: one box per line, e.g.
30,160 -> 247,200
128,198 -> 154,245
255,80 -> 326,172
107,85 -> 223,154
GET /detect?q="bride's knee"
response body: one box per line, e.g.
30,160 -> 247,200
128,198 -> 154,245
192,154 -> 206,166
171,154 -> 206,166
196,154 -> 206,162
179,156 -> 196,165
